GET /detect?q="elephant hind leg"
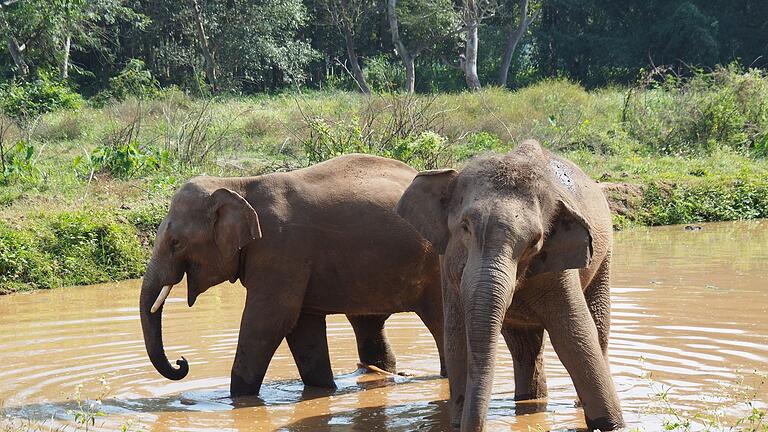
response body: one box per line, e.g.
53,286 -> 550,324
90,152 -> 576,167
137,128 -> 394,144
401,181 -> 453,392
415,290 -> 447,377
348,314 -> 397,373
503,324 -> 547,401
287,312 -> 336,389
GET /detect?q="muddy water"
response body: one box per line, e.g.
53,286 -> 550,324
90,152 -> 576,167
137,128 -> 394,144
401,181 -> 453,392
1,221 -> 767,431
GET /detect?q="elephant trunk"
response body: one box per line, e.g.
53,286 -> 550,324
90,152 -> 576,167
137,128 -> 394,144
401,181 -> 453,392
461,258 -> 516,432
139,260 -> 189,381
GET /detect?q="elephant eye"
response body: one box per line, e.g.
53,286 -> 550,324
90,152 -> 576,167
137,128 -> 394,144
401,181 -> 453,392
169,238 -> 181,251
461,220 -> 470,233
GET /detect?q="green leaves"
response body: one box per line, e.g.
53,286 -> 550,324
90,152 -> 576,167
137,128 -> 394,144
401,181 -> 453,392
89,141 -> 168,179
0,74 -> 82,120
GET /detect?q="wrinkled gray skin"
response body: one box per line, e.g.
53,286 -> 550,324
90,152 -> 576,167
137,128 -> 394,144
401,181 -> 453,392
396,140 -> 624,431
140,154 -> 445,397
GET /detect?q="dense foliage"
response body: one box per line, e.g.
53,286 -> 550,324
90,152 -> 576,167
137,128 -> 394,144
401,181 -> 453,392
0,0 -> 766,94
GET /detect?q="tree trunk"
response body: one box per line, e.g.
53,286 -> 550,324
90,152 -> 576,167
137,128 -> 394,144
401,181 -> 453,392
463,0 -> 481,91
342,25 -> 370,94
387,0 -> 415,93
498,0 -> 540,87
60,33 -> 71,79
0,12 -> 29,76
404,56 -> 415,93
189,0 -> 217,91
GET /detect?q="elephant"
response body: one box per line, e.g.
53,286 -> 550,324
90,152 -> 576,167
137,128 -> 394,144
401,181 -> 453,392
395,140 -> 624,431
139,153 -> 446,397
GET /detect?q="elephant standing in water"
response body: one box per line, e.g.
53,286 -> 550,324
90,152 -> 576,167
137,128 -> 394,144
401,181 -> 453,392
140,154 -> 445,397
396,140 -> 624,431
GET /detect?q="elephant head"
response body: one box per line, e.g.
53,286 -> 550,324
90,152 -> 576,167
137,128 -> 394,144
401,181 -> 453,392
395,140 -> 595,429
140,178 -> 261,380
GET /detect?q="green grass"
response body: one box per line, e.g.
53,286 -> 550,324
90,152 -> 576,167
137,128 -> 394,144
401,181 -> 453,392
1,68 -> 767,293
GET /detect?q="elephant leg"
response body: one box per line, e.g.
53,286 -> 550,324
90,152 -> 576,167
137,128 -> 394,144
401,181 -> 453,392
416,286 -> 447,377
531,272 -> 624,431
347,314 -> 397,373
230,285 -> 303,397
585,255 -> 612,364
503,324 -> 547,401
286,312 -> 336,389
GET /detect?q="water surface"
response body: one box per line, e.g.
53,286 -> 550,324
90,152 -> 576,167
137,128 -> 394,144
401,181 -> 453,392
1,220 -> 767,430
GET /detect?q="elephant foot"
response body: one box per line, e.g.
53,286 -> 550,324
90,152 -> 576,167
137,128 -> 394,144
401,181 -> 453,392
230,373 -> 263,397
513,379 -> 548,401
586,415 -> 625,432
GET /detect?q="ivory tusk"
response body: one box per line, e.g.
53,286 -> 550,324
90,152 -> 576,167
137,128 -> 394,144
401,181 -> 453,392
150,285 -> 173,313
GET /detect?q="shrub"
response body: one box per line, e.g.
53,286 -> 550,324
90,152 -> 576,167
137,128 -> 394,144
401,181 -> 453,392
454,131 -> 504,162
299,92 -> 448,166
0,74 -> 82,120
92,59 -> 161,105
33,111 -> 88,141
639,180 -> 768,225
0,211 -> 148,292
90,141 -> 168,179
623,65 -> 768,156
0,140 -> 40,184
363,55 -> 405,92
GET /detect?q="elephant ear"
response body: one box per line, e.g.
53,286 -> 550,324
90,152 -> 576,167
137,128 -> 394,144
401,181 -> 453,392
528,199 -> 593,276
210,188 -> 262,261
395,169 -> 458,254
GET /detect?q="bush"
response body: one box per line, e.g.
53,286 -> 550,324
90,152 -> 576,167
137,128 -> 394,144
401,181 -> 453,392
90,141 -> 168,179
639,180 -> 768,225
300,93 -> 449,167
623,64 -> 768,156
1,140 -> 40,184
92,59 -> 160,105
33,111 -> 88,141
0,211 -> 148,293
454,131 -> 504,161
0,75 -> 82,120
363,55 -> 405,92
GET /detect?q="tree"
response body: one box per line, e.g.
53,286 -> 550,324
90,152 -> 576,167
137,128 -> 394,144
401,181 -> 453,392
0,0 -> 145,81
188,0 -> 217,91
386,0 -> 460,93
461,0 -> 497,90
497,0 -> 540,87
321,0 -> 377,93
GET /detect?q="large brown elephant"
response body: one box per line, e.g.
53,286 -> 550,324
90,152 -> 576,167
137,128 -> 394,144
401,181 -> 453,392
395,140 -> 624,431
140,154 -> 445,397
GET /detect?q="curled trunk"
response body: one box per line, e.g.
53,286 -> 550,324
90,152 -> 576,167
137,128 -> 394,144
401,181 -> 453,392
139,263 -> 189,380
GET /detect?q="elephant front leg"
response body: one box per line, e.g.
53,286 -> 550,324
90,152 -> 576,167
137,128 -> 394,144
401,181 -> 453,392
502,324 -> 547,401
348,314 -> 396,373
532,272 -> 624,431
286,312 -> 336,389
230,293 -> 301,397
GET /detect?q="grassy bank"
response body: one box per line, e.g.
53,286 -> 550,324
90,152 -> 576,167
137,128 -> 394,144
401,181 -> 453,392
1,67 -> 767,293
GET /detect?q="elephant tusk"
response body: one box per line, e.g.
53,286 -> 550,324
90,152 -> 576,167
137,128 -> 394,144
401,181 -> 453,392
150,285 -> 173,313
